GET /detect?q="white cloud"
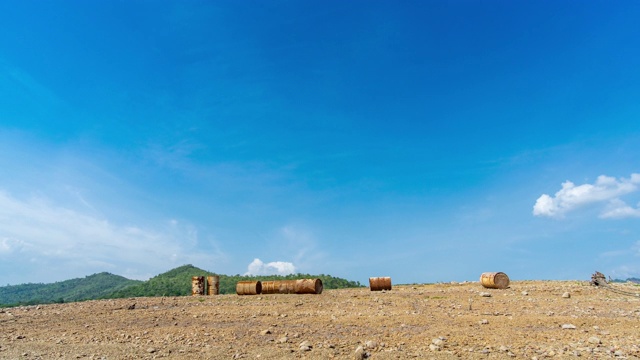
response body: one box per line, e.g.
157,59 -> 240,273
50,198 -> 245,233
599,199 -> 640,219
0,190 -> 223,283
244,258 -> 296,276
533,174 -> 640,218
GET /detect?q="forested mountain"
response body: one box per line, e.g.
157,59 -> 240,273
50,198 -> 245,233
107,264 -> 363,297
0,265 -> 363,307
0,272 -> 141,307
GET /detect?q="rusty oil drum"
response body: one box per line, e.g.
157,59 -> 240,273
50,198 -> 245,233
191,276 -> 205,296
295,278 -> 323,294
236,281 -> 262,295
369,277 -> 392,291
261,280 -> 297,294
480,272 -> 510,289
207,275 -> 220,295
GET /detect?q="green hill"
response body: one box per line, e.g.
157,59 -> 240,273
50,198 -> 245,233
107,264 -> 214,297
0,265 -> 363,307
107,264 -> 363,298
0,272 -> 141,307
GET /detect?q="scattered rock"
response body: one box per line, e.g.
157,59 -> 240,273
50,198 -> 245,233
588,336 -> 601,345
479,292 -> 492,297
479,319 -> 489,325
146,348 -> 156,353
521,291 -> 529,296
299,340 -> 312,351
562,292 -> 571,298
277,336 -> 288,344
364,340 -> 377,349
260,329 -> 271,335
562,324 -> 577,330
354,345 -> 368,359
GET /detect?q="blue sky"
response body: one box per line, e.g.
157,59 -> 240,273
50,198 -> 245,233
1,1 -> 640,285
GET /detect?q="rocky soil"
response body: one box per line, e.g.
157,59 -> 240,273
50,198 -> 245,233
1,280 -> 640,359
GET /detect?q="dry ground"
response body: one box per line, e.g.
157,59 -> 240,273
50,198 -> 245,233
1,281 -> 640,359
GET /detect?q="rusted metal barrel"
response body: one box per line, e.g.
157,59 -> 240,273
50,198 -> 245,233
191,276 -> 205,296
480,272 -> 510,289
295,278 -> 323,294
236,281 -> 262,295
261,280 -> 297,294
207,275 -> 220,295
369,277 -> 392,291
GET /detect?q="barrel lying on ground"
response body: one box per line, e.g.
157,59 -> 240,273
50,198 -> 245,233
261,279 -> 323,294
369,277 -> 392,291
480,272 -> 510,289
295,278 -> 323,294
236,281 -> 262,295
262,280 -> 296,294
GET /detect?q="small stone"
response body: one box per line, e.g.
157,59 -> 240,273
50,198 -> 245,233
521,291 -> 529,296
299,340 -> 312,351
277,336 -> 288,344
562,292 -> 571,298
432,338 -> 444,346
146,348 -> 156,353
260,330 -> 271,335
365,340 -> 377,349
480,319 -> 489,325
588,336 -> 601,345
499,346 -> 509,352
354,345 -> 367,359
562,324 -> 577,330
429,344 -> 440,351
479,292 -> 492,297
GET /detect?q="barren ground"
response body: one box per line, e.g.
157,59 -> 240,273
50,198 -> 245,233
1,281 -> 640,359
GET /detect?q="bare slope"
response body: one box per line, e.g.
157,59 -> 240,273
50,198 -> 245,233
1,281 -> 639,359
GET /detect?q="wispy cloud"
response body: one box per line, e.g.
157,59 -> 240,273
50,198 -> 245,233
600,199 -> 640,219
533,174 -> 640,219
244,258 -> 296,276
0,190 -> 223,283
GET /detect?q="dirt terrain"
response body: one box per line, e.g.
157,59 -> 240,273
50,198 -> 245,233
1,280 -> 639,359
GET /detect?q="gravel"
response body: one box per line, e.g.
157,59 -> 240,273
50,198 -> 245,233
2,280 -> 640,359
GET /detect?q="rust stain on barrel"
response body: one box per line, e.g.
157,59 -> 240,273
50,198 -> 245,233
369,277 -> 392,291
207,275 -> 220,295
261,280 -> 296,294
295,279 -> 323,294
236,281 -> 262,295
480,272 -> 510,289
191,276 -> 205,296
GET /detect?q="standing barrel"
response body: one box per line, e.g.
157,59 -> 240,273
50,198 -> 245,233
295,278 -> 323,294
191,276 -> 205,296
207,275 -> 220,295
369,277 -> 392,291
480,272 -> 510,289
261,280 -> 297,294
236,281 -> 262,295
